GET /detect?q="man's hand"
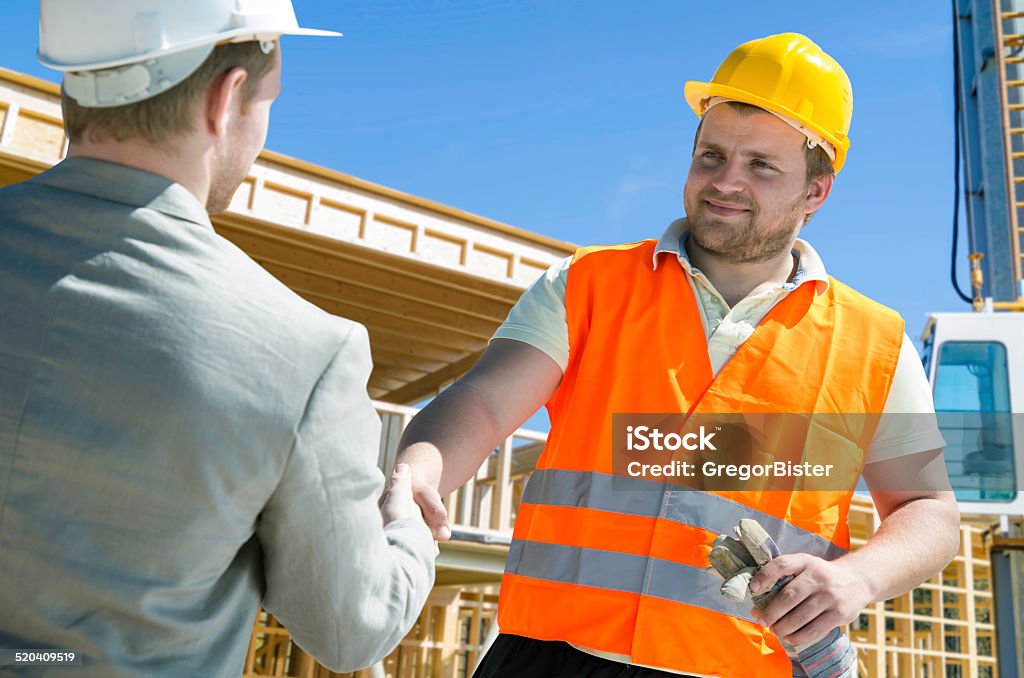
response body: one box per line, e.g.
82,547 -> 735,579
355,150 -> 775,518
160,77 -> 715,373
749,554 -> 872,647
380,464 -> 426,526
380,460 -> 451,540
409,463 -> 451,542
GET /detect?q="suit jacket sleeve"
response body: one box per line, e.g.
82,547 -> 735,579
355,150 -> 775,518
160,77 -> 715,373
257,321 -> 436,672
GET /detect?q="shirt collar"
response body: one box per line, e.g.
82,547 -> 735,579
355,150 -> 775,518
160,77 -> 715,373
652,218 -> 830,295
29,157 -> 214,232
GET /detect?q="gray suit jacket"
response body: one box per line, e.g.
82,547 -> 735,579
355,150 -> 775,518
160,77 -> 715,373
0,158 -> 435,676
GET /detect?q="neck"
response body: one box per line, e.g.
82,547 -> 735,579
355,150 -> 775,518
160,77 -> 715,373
685,235 -> 799,308
67,135 -> 213,210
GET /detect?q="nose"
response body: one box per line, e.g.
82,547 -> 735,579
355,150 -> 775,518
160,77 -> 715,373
710,158 -> 746,194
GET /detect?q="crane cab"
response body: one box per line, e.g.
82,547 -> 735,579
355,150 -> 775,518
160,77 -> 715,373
922,312 -> 1024,514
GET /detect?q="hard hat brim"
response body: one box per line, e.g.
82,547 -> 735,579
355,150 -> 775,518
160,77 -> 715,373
280,27 -> 342,39
683,80 -> 848,173
38,26 -> 341,73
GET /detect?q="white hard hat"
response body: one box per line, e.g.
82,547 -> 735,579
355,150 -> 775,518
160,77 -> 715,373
38,0 -> 340,108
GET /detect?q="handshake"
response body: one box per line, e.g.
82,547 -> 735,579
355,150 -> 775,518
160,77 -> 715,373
706,519 -> 858,678
381,463 -> 452,545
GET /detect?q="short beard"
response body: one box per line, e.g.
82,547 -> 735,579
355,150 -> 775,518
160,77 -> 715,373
685,190 -> 804,264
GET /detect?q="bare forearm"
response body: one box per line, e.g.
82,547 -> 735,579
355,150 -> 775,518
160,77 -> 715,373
837,495 -> 960,603
388,341 -> 562,540
395,380 -> 512,496
394,341 -> 561,497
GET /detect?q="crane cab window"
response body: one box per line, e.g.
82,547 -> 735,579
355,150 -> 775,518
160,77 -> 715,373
933,341 -> 1015,502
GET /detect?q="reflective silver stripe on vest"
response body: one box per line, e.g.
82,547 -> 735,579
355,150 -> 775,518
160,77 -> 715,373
506,539 -> 758,623
520,469 -> 847,561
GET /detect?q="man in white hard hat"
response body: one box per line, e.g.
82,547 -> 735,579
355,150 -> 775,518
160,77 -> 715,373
0,2 -> 436,675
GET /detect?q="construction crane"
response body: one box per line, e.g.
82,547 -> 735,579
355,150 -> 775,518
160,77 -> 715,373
930,0 -> 1024,674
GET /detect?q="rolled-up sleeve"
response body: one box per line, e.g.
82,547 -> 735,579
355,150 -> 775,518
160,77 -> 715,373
491,256 -> 571,372
257,322 -> 436,673
866,332 -> 947,464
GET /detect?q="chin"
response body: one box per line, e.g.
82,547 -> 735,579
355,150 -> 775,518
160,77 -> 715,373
689,221 -> 747,255
690,215 -> 742,238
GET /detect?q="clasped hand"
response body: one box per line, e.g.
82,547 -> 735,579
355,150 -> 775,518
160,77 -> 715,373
749,554 -> 872,647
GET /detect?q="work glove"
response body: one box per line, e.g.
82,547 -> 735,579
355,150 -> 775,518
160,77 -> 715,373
706,519 -> 858,678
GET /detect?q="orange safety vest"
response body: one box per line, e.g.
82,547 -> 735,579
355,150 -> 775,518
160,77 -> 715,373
498,240 -> 903,677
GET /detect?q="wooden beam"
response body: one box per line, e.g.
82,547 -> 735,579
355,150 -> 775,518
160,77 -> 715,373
368,373 -> 407,393
366,326 -> 478,364
314,296 -> 490,346
292,288 -> 497,343
273,276 -> 504,340
383,350 -> 484,405
371,348 -> 451,374
371,363 -> 430,384
492,438 -> 513,531
255,148 -> 577,254
0,149 -> 49,184
435,540 -> 510,583
368,385 -> 391,400
214,215 -> 529,301
238,241 -> 517,320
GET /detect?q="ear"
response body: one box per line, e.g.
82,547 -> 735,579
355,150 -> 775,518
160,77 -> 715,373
204,67 -> 249,137
803,173 -> 833,216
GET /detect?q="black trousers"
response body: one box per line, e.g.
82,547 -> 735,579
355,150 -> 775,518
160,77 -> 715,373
472,634 -> 699,678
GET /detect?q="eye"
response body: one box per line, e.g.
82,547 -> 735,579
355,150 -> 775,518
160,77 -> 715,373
700,150 -> 723,160
751,159 -> 778,171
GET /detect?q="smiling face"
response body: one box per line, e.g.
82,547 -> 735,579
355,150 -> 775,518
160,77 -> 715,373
683,103 -> 831,264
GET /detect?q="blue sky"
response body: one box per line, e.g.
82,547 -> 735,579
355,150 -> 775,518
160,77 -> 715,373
2,1 -> 967,346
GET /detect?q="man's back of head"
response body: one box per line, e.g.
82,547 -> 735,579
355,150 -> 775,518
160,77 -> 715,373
39,0 -> 339,213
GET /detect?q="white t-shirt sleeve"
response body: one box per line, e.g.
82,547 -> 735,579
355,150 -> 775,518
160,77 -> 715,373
866,332 -> 947,464
490,256 -> 571,372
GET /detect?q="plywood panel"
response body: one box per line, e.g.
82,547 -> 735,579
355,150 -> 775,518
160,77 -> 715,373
261,182 -> 310,227
311,199 -> 363,241
228,178 -> 255,212
367,215 -> 417,255
420,229 -> 466,268
472,244 -> 512,279
516,257 -> 551,286
9,111 -> 64,159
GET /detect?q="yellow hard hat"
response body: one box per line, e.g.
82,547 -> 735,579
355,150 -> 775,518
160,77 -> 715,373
684,33 -> 853,173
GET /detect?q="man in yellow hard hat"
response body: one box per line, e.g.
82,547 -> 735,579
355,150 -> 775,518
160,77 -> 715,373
0,1 -> 436,674
387,33 -> 960,677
